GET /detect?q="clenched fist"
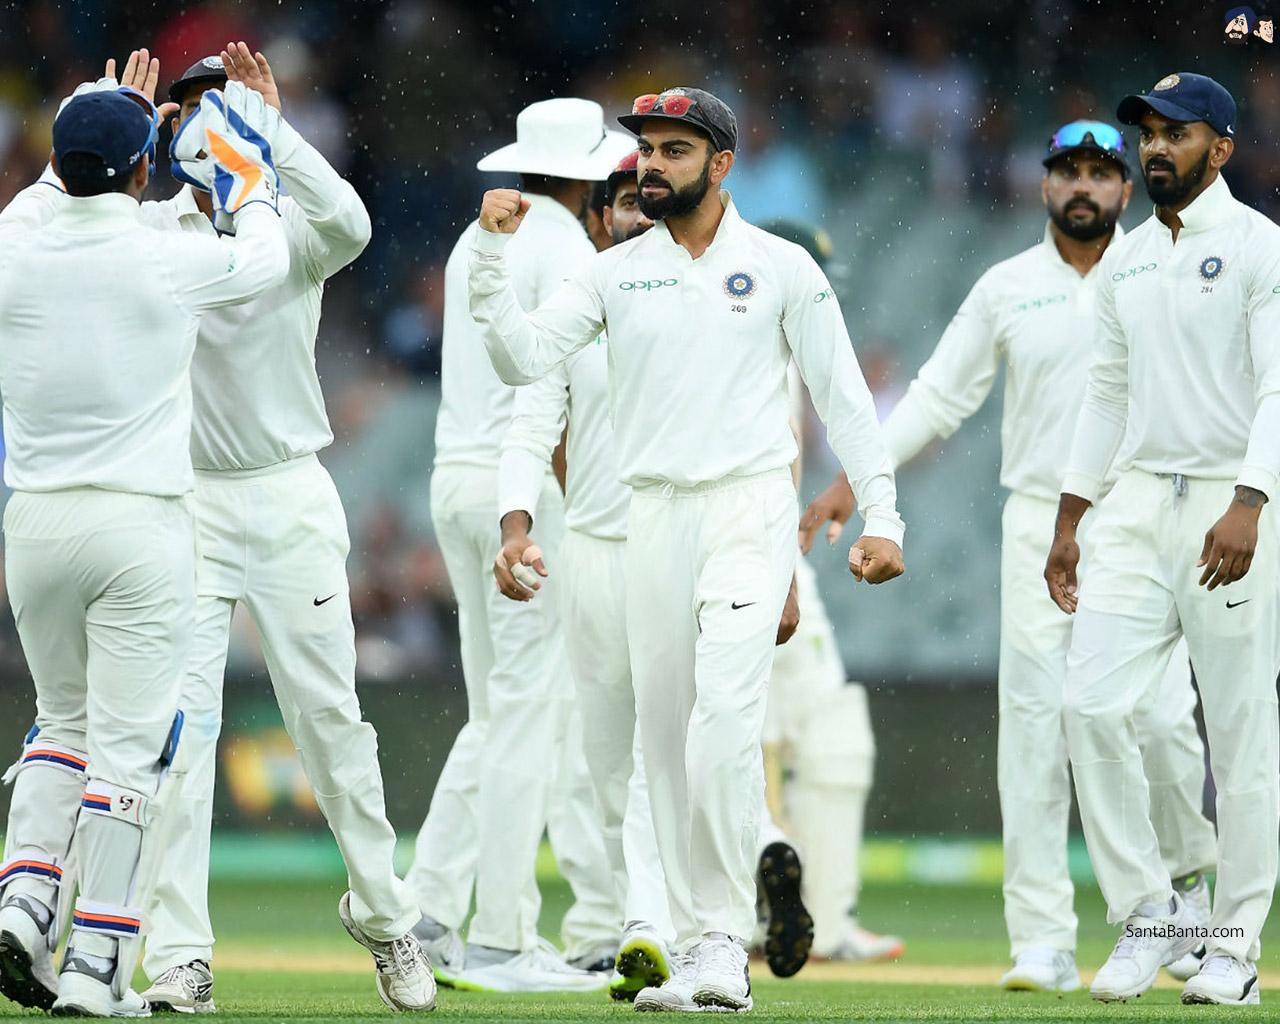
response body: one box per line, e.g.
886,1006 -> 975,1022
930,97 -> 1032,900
848,536 -> 904,585
479,189 -> 531,234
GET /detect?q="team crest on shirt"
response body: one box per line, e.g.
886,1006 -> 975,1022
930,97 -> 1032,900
1199,256 -> 1225,282
723,271 -> 757,298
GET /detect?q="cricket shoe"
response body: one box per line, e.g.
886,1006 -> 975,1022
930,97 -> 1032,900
1166,875 -> 1211,981
1181,955 -> 1260,1005
1089,893 -> 1198,1002
692,935 -> 752,1013
999,948 -> 1080,992
338,891 -> 437,1011
613,921 -> 671,1002
814,922 -> 906,963
757,841 -> 813,978
0,893 -> 58,1009
52,953 -> 148,1017
410,918 -> 464,989
634,952 -> 699,1013
452,939 -> 608,993
141,960 -> 215,1014
568,942 -> 618,974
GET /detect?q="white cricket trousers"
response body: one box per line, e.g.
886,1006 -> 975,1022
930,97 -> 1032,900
411,464 -> 613,952
1000,490 -> 1217,957
627,468 -> 798,947
1064,471 -> 1280,962
144,455 -> 418,979
559,527 -> 673,941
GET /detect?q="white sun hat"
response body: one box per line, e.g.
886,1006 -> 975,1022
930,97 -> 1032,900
477,97 -> 635,181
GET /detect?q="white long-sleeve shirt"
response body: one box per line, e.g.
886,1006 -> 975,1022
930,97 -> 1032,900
499,336 -> 629,540
471,193 -> 903,546
436,194 -> 597,472
0,192 -> 287,494
1062,175 -> 1280,502
139,121 -> 369,470
882,223 -> 1121,502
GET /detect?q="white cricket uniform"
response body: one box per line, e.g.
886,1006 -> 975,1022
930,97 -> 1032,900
881,221 -> 1216,956
1061,175 -> 1280,962
470,192 -> 902,945
499,334 -> 674,942
412,194 -> 614,955
128,121 -> 421,975
0,188 -> 286,954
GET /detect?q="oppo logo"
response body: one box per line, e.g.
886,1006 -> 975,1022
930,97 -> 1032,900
1112,262 -> 1158,282
619,279 -> 678,291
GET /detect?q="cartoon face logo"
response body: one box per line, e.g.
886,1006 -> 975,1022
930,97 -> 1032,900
1224,5 -> 1258,43
1199,256 -> 1226,282
1257,16 -> 1274,41
1154,73 -> 1181,91
723,272 -> 757,298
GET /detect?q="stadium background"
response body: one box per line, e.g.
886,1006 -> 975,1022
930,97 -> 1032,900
0,0 -> 1273,923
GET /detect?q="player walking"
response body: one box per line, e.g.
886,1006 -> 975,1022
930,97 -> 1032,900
1046,74 -> 1280,1005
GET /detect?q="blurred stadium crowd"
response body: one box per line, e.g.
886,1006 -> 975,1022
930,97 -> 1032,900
0,0 -> 1276,684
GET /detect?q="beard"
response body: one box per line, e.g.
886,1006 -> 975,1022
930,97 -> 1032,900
1143,148 -> 1210,207
637,158 -> 711,220
1049,195 -> 1121,241
612,221 -> 652,244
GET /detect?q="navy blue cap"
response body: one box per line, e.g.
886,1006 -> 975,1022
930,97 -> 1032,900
53,91 -> 155,179
1117,72 -> 1237,138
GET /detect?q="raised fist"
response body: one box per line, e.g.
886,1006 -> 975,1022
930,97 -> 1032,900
479,189 -> 531,234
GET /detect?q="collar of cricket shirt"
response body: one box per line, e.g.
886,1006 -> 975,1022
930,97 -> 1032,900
651,189 -> 741,257
522,191 -> 590,236
51,192 -> 141,232
1161,172 -> 1234,235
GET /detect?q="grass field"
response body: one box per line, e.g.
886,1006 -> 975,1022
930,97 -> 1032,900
3,873 -> 1272,1021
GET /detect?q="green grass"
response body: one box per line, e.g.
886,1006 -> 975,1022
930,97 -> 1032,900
2,877 -> 1274,1020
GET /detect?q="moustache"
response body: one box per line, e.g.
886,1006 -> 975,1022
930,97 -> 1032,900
1065,199 -> 1099,214
1145,159 -> 1175,173
640,174 -> 672,189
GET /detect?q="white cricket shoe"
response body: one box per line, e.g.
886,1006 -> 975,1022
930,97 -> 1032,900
692,935 -> 752,1012
141,960 -> 215,1014
634,952 -> 699,1013
410,920 -> 464,989
452,939 -> 608,994
815,922 -> 906,963
338,892 -> 437,1011
1167,876 -> 1211,981
1181,955 -> 1260,1005
52,963 -> 149,1018
999,947 -> 1081,992
1089,894 -> 1198,1002
613,921 -> 671,1003
0,896 -> 58,1009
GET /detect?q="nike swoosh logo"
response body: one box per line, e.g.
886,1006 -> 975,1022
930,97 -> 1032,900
313,594 -> 337,606
730,601 -> 756,610
1226,599 -> 1250,609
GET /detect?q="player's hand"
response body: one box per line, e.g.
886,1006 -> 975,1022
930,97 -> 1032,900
1198,486 -> 1266,590
493,512 -> 547,601
115,48 -> 178,119
1044,533 -> 1081,613
221,41 -> 282,112
799,471 -> 854,553
849,536 -> 903,584
776,573 -> 800,645
480,189 -> 530,234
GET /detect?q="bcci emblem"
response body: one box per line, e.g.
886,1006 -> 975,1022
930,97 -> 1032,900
723,271 -> 757,298
201,55 -> 226,70
1199,256 -> 1226,282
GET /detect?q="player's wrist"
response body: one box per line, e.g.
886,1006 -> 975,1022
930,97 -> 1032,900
500,509 -> 532,541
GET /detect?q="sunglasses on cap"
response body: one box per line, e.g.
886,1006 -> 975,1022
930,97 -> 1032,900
1048,120 -> 1127,157
631,92 -> 697,117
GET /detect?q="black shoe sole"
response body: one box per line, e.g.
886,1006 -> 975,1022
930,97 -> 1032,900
0,929 -> 57,1010
758,841 -> 814,979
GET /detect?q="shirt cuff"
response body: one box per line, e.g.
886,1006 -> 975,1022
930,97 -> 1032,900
861,512 -> 905,551
473,227 -> 511,256
1060,472 -> 1102,504
1236,467 -> 1277,503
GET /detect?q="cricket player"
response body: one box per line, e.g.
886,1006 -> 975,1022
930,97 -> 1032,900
0,85 -> 287,1016
470,87 -> 904,1013
759,220 -> 904,969
71,48 -> 432,1013
493,150 -> 678,1003
809,122 -> 1220,991
1046,74 -> 1280,1005
409,97 -> 632,993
